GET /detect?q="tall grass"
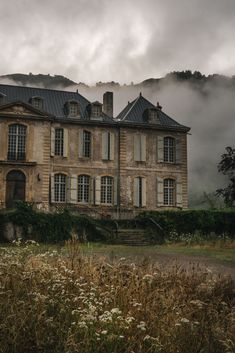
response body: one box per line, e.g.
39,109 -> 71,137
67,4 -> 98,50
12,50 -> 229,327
0,239 -> 234,353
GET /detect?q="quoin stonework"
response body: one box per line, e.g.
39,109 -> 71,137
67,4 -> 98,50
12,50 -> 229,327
0,84 -> 190,218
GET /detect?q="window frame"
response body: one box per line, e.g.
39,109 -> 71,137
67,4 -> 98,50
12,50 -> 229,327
54,173 -> 67,203
101,176 -> 113,205
54,128 -> 64,156
163,178 -> 175,206
78,175 -> 90,203
83,130 -> 91,158
164,137 -> 175,163
69,102 -> 79,117
7,124 -> 27,161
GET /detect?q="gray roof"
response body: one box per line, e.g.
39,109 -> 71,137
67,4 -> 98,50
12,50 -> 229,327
0,84 -> 113,122
116,94 -> 190,131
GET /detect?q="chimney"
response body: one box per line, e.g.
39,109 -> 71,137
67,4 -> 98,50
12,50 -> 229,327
157,102 -> 162,110
102,91 -> 113,117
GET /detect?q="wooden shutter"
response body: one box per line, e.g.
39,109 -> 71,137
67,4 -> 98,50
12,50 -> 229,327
142,178 -> 147,207
133,178 -> 139,207
109,132 -> 115,160
95,176 -> 101,205
78,130 -> 83,158
176,137 -> 181,164
90,177 -> 94,204
157,177 -> 164,207
113,177 -> 118,205
50,173 -> 55,203
102,131 -> 109,160
140,135 -> 146,161
51,127 -> 55,157
63,128 -> 69,158
157,136 -> 164,162
176,181 -> 183,207
134,135 -> 140,161
70,174 -> 77,204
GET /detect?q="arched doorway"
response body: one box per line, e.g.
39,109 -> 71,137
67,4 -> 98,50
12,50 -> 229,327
6,170 -> 26,208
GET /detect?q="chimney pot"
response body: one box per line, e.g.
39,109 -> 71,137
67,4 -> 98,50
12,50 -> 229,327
102,91 -> 113,117
157,101 -> 162,110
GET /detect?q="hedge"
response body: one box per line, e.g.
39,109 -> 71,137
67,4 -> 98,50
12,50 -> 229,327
0,203 -> 235,243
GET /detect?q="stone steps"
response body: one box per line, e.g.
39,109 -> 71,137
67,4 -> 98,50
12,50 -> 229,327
113,228 -> 155,246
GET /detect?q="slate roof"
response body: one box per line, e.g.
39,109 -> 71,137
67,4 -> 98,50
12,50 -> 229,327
116,94 -> 190,131
0,84 -> 113,122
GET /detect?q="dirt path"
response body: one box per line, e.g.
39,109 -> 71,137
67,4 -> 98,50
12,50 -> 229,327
93,250 -> 235,280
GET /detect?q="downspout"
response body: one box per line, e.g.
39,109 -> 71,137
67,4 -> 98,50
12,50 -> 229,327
117,126 -> 121,219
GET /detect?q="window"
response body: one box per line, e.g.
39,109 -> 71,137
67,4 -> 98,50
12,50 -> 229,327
78,175 -> 90,203
92,104 -> 102,118
69,102 -> 79,117
54,174 -> 67,202
164,137 -> 175,163
31,97 -> 43,110
134,177 -> 146,207
83,130 -> 91,158
8,124 -> 27,161
102,131 -> 114,160
163,178 -> 175,206
55,128 -> 64,156
101,176 -> 113,204
134,134 -> 146,162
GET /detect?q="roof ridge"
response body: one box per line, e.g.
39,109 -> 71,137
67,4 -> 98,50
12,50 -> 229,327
121,95 -> 140,121
0,82 -> 86,99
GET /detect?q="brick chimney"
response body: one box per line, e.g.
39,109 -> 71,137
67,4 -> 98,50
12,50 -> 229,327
102,91 -> 113,117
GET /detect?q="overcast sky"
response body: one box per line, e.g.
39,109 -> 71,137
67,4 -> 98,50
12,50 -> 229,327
0,0 -> 235,84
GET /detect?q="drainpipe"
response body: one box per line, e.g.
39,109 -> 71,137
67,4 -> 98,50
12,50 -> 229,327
117,126 -> 121,219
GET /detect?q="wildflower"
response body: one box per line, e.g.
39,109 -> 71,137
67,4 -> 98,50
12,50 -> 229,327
101,330 -> 108,335
180,318 -> 190,324
137,321 -> 146,331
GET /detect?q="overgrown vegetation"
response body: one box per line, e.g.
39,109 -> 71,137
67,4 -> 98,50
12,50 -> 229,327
1,203 -> 235,243
0,240 -> 234,353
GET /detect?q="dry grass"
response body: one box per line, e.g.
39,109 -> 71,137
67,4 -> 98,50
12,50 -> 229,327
0,238 -> 234,353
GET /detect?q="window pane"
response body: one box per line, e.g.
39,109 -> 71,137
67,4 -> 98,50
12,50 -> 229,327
101,176 -> 113,204
78,175 -> 90,203
54,174 -> 66,202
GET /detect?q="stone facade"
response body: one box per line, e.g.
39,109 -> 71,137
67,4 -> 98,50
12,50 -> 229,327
0,85 -> 190,218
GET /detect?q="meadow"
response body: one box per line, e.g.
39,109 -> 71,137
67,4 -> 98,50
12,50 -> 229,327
0,237 -> 234,353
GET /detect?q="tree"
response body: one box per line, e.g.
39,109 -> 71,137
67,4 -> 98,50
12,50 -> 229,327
216,147 -> 235,207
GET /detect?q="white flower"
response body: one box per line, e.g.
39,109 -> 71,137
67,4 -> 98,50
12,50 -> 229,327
101,330 -> 108,335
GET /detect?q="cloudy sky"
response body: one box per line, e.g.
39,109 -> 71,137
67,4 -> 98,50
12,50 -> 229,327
0,0 -> 235,84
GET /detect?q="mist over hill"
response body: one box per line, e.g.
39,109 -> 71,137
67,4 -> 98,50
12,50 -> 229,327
1,70 -> 235,208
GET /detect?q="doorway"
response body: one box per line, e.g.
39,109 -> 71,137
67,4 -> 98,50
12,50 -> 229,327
6,170 -> 26,208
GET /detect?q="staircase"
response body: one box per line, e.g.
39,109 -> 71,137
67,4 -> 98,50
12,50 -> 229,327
113,228 -> 156,246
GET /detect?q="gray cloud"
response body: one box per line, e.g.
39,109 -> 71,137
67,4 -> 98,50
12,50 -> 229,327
0,0 -> 235,83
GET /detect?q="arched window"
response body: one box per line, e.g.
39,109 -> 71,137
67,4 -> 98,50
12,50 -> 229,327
54,173 -> 67,202
164,137 -> 175,163
163,178 -> 175,206
101,176 -> 113,204
78,175 -> 90,203
8,124 -> 27,161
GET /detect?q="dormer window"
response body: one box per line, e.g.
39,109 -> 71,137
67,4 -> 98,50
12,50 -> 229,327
68,101 -> 79,117
0,93 -> 6,105
30,96 -> 43,110
91,102 -> 102,118
143,108 -> 158,124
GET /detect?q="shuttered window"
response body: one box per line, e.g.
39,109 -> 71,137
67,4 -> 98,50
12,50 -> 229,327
102,131 -> 114,160
78,175 -> 90,203
134,177 -> 146,207
163,178 -> 175,206
134,134 -> 146,162
8,124 -> 27,161
101,176 -> 113,204
54,173 -> 67,203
